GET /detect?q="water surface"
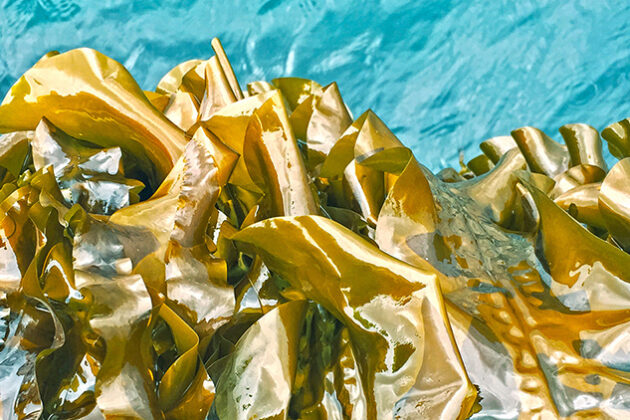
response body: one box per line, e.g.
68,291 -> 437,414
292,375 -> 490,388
1,0 -> 628,169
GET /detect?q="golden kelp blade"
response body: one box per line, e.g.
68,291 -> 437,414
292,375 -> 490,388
243,93 -> 319,217
213,300 -> 308,420
157,59 -> 204,95
511,126 -> 570,177
0,48 -> 188,187
232,215 -> 477,419
602,118 -> 630,159
559,123 -> 608,170
599,158 -> 630,251
374,136 -> 630,418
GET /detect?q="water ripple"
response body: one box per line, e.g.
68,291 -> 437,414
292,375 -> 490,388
1,0 -> 629,170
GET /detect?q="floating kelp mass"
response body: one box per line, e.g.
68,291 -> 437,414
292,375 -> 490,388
1,38 -> 630,420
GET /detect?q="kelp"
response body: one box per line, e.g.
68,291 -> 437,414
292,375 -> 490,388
2,38 -> 630,420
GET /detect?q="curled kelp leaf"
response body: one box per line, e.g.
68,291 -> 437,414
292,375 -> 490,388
0,131 -> 31,179
155,304 -> 208,415
526,181 -> 630,286
212,300 -> 308,420
559,123 -> 607,170
319,110 -> 408,226
511,126 -> 570,177
32,118 -> 144,215
243,92 -> 319,217
68,209 -> 162,418
602,118 -> 630,159
198,57 -> 238,121
0,185 -> 37,292
272,77 -> 323,111
233,215 -> 476,419
0,181 -> 68,419
304,82 -> 352,165
163,91 -> 200,133
232,255 -> 285,317
145,91 -> 171,113
0,295 -> 47,420
466,154 -> 494,176
461,149 -> 527,226
548,164 -> 606,199
353,111 -> 409,174
0,48 -> 187,187
156,59 -> 204,96
599,158 -> 630,251
343,160 -> 385,226
110,129 -> 236,333
177,61 -> 208,103
78,272 -> 158,419
554,183 -> 605,230
111,124 -> 236,249
201,90 -> 277,193
377,145 -> 630,417
479,135 -> 519,163
196,38 -> 244,122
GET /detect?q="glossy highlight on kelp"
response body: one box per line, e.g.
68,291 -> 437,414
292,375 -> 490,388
1,38 -> 630,420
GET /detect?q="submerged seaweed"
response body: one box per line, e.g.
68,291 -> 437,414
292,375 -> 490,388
1,38 -> 630,419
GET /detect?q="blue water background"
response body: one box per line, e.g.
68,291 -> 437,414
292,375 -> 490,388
1,0 -> 628,170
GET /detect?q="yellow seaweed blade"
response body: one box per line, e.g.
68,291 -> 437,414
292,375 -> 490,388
0,48 -> 187,188
243,92 -> 319,217
599,158 -> 630,251
156,59 -> 204,95
233,215 -> 476,419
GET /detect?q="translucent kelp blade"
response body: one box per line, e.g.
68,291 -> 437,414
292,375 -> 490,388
525,181 -> 630,287
156,304 -> 205,413
201,90 -> 277,193
69,210 -> 158,418
559,123 -> 608,171
163,91 -> 200,132
0,48 -> 187,188
79,272 -> 158,418
271,77 -> 323,111
320,111 -> 370,178
110,122 -> 236,250
511,126 -> 570,177
157,59 -> 204,96
304,82 -> 352,165
602,118 -> 630,159
0,185 -> 48,419
32,118 -> 145,215
343,159 -> 385,226
548,164 -> 606,199
243,92 -> 319,217
480,135 -> 519,163
599,158 -> 630,251
213,300 -> 308,420
109,130 -> 236,331
144,90 -> 171,112
210,38 -> 244,101
554,183 -> 605,230
466,154 -> 494,176
460,149 -> 527,226
233,216 -> 476,419
0,131 -> 31,178
353,110 -> 409,174
376,146 -> 630,418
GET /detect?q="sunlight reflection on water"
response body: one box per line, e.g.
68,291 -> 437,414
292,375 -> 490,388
1,0 -> 628,169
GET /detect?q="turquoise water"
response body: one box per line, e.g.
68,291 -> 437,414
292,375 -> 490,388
1,0 -> 628,170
